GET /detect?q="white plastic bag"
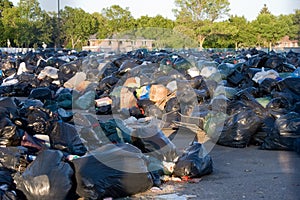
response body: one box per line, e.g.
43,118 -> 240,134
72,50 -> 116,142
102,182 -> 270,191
252,67 -> 279,84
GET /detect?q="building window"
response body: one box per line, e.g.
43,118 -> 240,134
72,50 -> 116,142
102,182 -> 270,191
108,41 -> 112,46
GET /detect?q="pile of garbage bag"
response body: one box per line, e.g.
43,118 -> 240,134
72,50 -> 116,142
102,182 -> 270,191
0,47 -> 300,199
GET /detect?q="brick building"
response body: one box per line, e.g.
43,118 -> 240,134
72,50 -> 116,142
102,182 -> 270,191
274,36 -> 299,49
82,34 -> 155,52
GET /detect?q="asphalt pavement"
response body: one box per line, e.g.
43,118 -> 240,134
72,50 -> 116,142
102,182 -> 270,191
131,128 -> 300,200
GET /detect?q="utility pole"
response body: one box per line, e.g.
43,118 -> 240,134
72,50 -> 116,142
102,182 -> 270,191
57,0 -> 60,19
57,0 -> 60,49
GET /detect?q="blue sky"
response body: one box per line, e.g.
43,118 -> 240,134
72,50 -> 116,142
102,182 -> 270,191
11,0 -> 300,21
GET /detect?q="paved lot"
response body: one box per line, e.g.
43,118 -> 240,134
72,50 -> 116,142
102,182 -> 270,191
80,114 -> 300,200
131,139 -> 300,200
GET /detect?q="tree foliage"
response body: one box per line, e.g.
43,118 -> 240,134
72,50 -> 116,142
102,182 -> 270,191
259,4 -> 271,15
252,13 -> 288,50
293,9 -> 300,44
61,7 -> 98,49
0,0 -> 13,17
0,1 -> 298,50
173,0 -> 230,49
101,5 -> 135,38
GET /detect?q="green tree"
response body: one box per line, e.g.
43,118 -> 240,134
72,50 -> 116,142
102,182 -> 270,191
252,13 -> 288,51
278,14 -> 297,40
92,12 -> 109,39
35,11 -> 54,47
0,0 -> 13,17
173,0 -> 230,49
134,15 -> 176,48
227,15 -> 256,49
259,4 -> 271,15
18,0 -> 42,21
293,9 -> 300,44
1,6 -> 20,47
136,15 -> 174,29
46,11 -> 61,48
0,0 -> 13,46
61,7 -> 98,49
101,5 -> 135,38
10,0 -> 52,48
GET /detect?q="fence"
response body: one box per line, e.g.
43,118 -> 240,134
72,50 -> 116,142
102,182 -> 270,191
0,47 -> 34,54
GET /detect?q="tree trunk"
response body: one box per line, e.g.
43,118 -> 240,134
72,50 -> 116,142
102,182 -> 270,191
71,38 -> 75,49
198,35 -> 206,51
269,41 -> 272,52
235,42 -> 238,51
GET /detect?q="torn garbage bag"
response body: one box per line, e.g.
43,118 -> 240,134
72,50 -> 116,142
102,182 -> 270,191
72,143 -> 153,199
15,150 -> 74,200
173,142 -> 213,178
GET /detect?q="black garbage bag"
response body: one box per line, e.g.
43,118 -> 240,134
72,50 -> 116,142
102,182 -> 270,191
72,143 -> 153,199
46,57 -> 67,68
12,82 -> 32,97
275,112 -> 300,136
266,97 -> 292,111
56,92 -> 72,109
97,75 -> 119,92
294,138 -> 300,154
260,134 -> 296,151
218,109 -> 262,148
0,85 -> 13,96
23,106 -> 55,134
0,109 -> 23,147
17,72 -> 36,84
95,104 -> 112,115
57,108 -> 73,122
16,99 -> 44,111
57,59 -> 81,82
281,63 -> 297,72
227,70 -> 244,86
264,55 -> 285,69
0,97 -> 19,119
173,142 -> 213,178
0,147 -> 28,173
129,106 -> 145,119
99,118 -> 132,144
266,97 -> 291,119
100,62 -> 119,78
251,115 -> 276,146
277,77 -> 300,102
293,102 -> 300,114
28,87 -> 52,102
217,63 -> 236,77
15,150 -> 74,200
117,59 -> 139,75
49,121 -> 87,156
132,121 -> 178,163
258,78 -> 278,94
0,168 -> 18,200
165,97 -> 180,113
78,127 -> 104,151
